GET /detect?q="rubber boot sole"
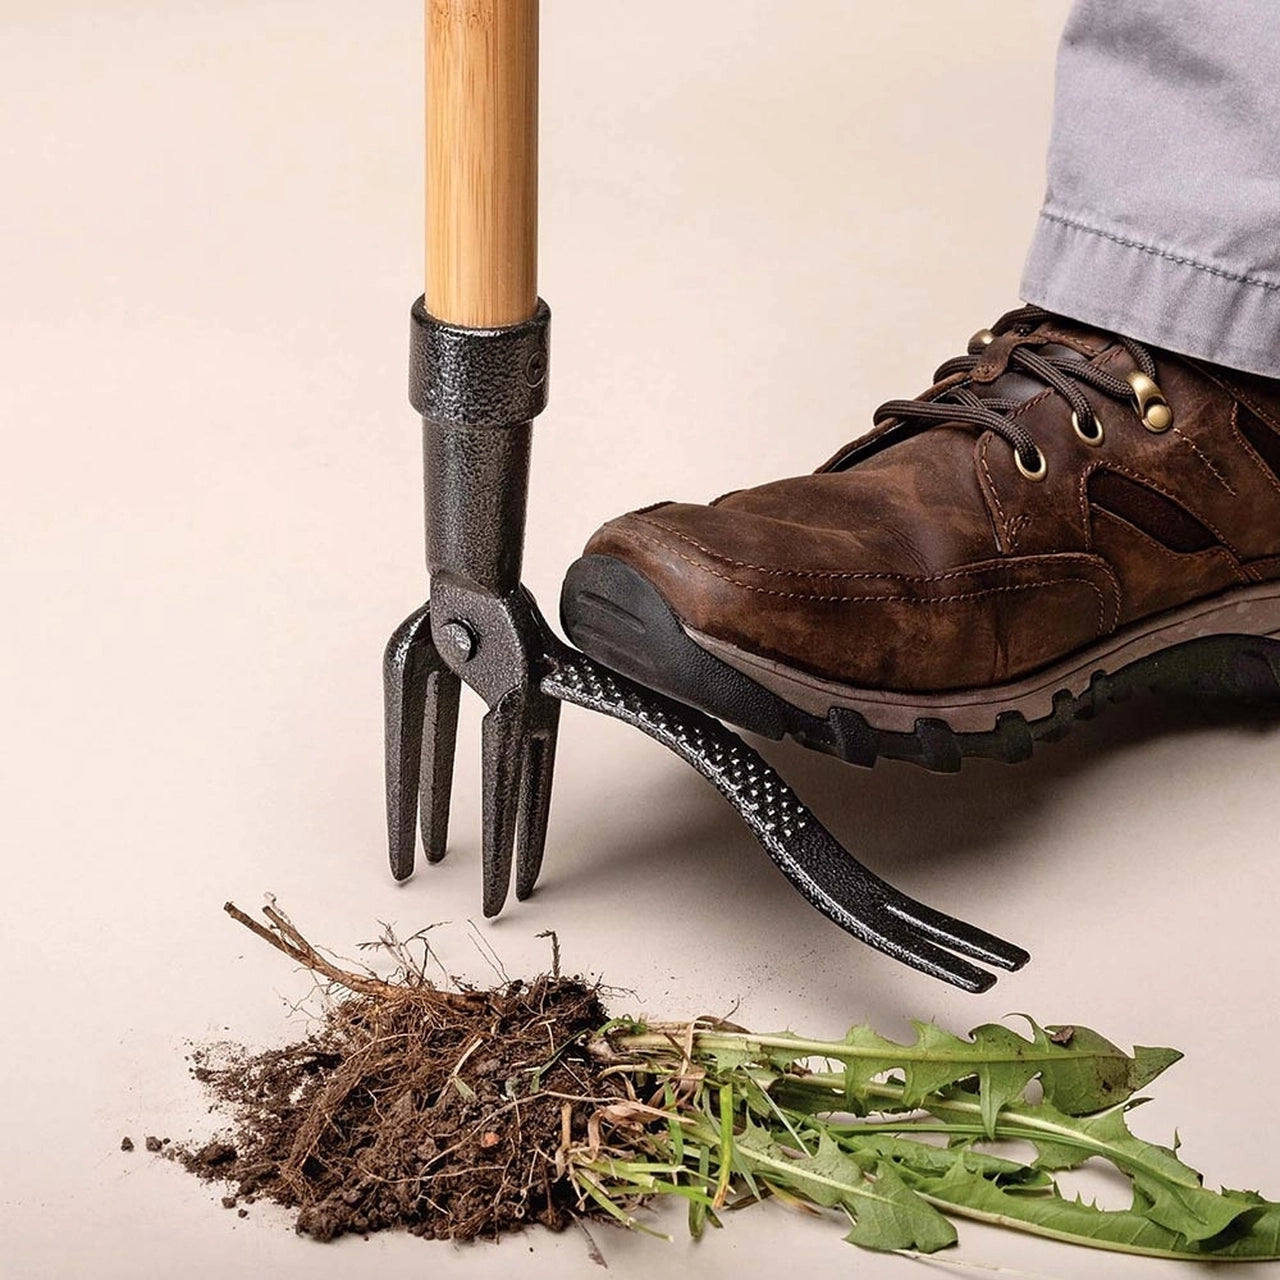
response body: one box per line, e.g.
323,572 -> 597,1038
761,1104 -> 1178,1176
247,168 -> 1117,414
560,553 -> 1280,773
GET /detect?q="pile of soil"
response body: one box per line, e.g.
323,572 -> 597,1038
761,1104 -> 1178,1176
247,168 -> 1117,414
160,905 -> 627,1244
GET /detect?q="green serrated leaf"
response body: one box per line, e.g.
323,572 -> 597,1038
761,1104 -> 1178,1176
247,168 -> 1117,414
1051,1104 -> 1251,1242
616,1018 -> 1167,1134
592,1013 -> 1272,1262
807,1070 -> 1277,1251
1130,1044 -> 1184,1091
842,1132 -> 1053,1189
1211,1191 -> 1280,1259
782,1129 -> 866,1210
1033,1023 -> 1137,1113
706,1044 -> 753,1072
971,1022 -> 1048,1134
832,1018 -> 1166,1136
840,1156 -> 957,1254
730,1123 -> 955,1252
1035,1025 -> 1181,1114
906,1084 -> 1267,1245
907,1160 -> 1280,1261
1030,1137 -> 1089,1172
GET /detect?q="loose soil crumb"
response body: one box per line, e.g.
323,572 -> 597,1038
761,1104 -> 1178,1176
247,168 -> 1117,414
170,968 -> 624,1244
120,1136 -> 134,1153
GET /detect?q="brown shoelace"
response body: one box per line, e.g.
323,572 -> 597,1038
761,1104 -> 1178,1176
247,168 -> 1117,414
871,305 -> 1166,480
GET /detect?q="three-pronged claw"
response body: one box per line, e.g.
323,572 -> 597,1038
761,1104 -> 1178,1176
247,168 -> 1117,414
382,589 -> 562,913
383,591 -> 1030,992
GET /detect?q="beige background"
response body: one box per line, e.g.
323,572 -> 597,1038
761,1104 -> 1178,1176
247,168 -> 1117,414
4,2 -> 1279,1277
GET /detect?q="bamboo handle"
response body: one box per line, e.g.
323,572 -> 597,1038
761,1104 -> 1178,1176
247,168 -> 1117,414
426,0 -> 539,328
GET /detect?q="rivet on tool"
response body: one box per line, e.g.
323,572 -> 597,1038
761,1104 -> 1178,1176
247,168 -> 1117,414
441,621 -> 477,662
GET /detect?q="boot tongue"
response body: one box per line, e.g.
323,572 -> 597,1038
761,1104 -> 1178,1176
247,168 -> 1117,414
968,320 -> 1107,408
976,343 -> 1084,405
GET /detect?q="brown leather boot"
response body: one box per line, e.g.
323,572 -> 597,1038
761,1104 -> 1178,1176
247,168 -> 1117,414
561,307 -> 1280,772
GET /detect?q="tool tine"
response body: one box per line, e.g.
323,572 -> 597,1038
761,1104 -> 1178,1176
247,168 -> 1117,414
753,825 -> 1008,993
383,604 -> 438,881
419,666 -> 462,864
884,897 -> 1030,973
481,691 -> 527,917
515,699 -> 561,901
856,916 -> 999,993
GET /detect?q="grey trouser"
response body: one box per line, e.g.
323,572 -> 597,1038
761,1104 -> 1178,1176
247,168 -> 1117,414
1021,0 -> 1280,378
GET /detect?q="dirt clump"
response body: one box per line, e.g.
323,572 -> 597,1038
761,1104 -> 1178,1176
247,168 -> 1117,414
168,904 -> 626,1244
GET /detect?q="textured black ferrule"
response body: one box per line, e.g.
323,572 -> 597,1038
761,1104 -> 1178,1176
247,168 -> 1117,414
409,296 -> 550,428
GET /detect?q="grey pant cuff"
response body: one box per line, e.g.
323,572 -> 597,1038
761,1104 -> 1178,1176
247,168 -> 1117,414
1020,207 -> 1280,379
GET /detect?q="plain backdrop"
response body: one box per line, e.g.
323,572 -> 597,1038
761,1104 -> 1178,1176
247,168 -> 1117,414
4,2 -> 1279,1278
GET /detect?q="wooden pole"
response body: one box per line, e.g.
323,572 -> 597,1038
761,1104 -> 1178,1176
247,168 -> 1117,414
426,0 -> 539,328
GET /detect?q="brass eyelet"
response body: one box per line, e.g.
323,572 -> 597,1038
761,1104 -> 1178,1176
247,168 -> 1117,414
968,327 -> 997,354
1126,370 -> 1173,432
1072,410 -> 1104,446
1015,444 -> 1047,482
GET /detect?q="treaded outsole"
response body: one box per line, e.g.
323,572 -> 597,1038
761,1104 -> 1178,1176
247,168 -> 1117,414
560,554 -> 1280,774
